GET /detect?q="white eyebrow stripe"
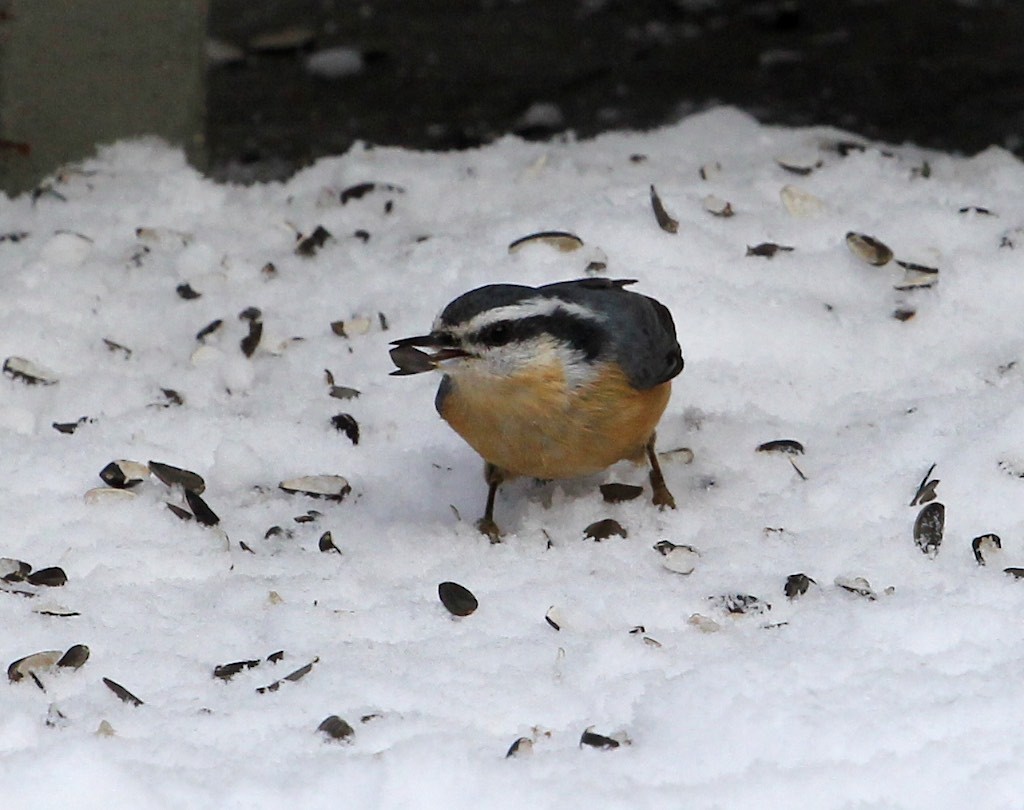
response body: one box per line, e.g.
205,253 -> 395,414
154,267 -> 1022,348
458,298 -> 606,332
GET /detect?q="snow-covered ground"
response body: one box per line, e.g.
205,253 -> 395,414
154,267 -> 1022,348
3,108 -> 1024,809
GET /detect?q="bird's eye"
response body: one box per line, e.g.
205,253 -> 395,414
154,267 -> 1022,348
480,321 -> 513,346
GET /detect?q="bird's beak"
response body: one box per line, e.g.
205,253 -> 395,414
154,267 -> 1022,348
390,334 -> 439,348
389,335 -> 468,376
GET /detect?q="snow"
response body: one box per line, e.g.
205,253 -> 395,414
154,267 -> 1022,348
2,107 -> 1024,808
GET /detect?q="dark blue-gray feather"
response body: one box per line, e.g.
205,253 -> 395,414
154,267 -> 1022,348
434,374 -> 455,416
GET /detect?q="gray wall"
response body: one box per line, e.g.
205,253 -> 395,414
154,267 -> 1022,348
0,0 -> 207,196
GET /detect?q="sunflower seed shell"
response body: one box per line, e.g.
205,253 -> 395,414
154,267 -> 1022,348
438,581 -> 478,617
3,356 -> 58,385
780,185 -> 825,217
279,475 -> 352,501
508,231 -> 584,253
914,502 -> 945,555
845,231 -> 893,266
99,460 -> 150,489
148,461 -> 206,494
8,650 -> 63,682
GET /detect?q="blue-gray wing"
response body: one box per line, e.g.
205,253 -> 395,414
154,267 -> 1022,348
537,278 -> 683,390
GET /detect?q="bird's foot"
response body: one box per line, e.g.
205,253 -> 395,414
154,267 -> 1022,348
645,434 -> 676,511
650,471 -> 677,511
476,517 -> 504,543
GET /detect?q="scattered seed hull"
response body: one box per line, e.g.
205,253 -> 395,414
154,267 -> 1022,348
894,260 -> 939,290
579,728 -> 620,750
584,518 -> 627,541
295,225 -> 333,256
103,677 -> 144,706
195,319 -> 223,341
317,715 -> 355,741
329,385 -> 361,400
438,581 -> 478,616
149,461 -> 206,494
257,658 -> 318,693
658,447 -> 695,464
57,644 -> 90,669
167,503 -> 193,521
973,533 -> 1002,565
135,226 -> 192,247
240,319 -> 263,357
746,242 -> 795,258
702,194 -> 734,217
780,184 -> 825,217
835,576 -> 877,599
213,659 -> 261,680
846,231 -> 893,266
27,567 -> 67,587
331,413 -> 360,444
784,573 -> 815,599
649,185 -> 679,233
340,182 -> 404,205
279,475 -> 351,500
913,502 -> 945,555
8,650 -> 62,683
909,464 -> 940,506
3,356 -> 58,385
660,546 -> 699,575
84,486 -> 138,505
160,388 -> 184,406
176,283 -> 201,300
318,531 -> 340,553
775,156 -> 822,175
688,613 -> 721,633
506,737 -> 533,758
710,593 -> 771,615
52,418 -> 89,434
507,231 -> 584,253
757,439 -> 805,456
1,558 -> 32,582
185,489 -> 220,526
99,460 -> 150,489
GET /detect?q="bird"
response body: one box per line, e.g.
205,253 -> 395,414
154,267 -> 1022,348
389,277 -> 684,539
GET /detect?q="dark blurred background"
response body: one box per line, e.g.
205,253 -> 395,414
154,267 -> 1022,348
206,0 -> 1024,181
1,0 -> 1022,191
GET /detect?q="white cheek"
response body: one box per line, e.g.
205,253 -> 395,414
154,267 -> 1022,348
485,343 -> 539,376
435,341 -> 538,379
443,339 -> 598,389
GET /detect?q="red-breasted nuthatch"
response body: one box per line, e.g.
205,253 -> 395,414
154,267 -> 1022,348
390,277 -> 684,539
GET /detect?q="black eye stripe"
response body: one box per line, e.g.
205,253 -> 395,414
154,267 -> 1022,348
477,321 -> 513,346
469,310 -> 604,360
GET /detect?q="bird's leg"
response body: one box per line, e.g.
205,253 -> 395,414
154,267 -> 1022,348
477,462 -> 505,542
646,434 -> 676,510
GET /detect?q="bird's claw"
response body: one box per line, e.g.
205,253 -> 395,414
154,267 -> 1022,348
476,517 -> 504,543
650,471 -> 677,511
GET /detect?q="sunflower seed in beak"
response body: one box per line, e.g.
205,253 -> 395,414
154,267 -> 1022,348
389,344 -> 437,375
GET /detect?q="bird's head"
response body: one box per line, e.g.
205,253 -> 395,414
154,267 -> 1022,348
390,283 -> 607,385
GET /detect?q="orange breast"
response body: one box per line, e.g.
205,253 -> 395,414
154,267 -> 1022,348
437,361 -> 671,480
